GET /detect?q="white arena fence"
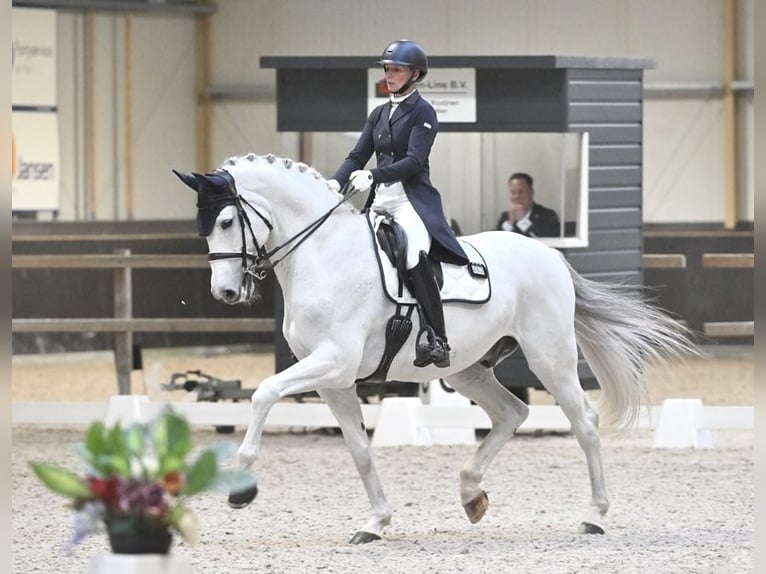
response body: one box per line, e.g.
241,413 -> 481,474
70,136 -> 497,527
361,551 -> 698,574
12,392 -> 753,450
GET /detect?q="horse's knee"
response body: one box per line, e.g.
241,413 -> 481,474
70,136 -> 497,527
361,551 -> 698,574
251,379 -> 279,405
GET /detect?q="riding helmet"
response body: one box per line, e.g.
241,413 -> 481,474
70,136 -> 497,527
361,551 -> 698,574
377,39 -> 428,81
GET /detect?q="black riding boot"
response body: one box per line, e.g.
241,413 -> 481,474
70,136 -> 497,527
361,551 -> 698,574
409,251 -> 451,368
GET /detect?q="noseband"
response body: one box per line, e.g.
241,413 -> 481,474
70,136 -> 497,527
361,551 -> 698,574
205,171 -> 274,280
207,170 -> 358,281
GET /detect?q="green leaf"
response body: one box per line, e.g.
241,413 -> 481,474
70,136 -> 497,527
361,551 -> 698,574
84,421 -> 107,457
108,423 -> 127,450
152,409 -> 192,460
29,462 -> 92,499
158,455 -> 185,476
124,425 -> 146,457
105,454 -> 131,476
182,450 -> 217,496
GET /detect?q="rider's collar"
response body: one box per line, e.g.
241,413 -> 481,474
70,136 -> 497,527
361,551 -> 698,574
389,89 -> 417,104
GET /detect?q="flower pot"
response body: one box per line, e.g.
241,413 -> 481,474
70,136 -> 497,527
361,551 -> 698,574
106,519 -> 173,555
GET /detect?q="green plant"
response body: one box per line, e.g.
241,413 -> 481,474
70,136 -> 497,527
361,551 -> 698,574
29,407 -> 255,554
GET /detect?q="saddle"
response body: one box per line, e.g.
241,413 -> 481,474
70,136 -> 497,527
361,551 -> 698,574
370,213 -> 490,305
357,212 -> 491,383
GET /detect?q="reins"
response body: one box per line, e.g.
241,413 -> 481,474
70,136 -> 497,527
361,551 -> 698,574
207,176 -> 360,280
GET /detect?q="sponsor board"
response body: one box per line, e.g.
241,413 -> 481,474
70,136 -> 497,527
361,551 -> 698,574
367,68 -> 476,123
12,7 -> 60,212
12,112 -> 60,211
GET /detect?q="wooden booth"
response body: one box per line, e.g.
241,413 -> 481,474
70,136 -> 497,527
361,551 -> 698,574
263,55 -> 654,401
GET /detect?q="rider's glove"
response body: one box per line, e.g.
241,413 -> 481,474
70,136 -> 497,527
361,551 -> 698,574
350,170 -> 374,193
326,179 -> 341,194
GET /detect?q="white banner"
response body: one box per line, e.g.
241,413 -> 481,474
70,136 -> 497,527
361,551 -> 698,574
12,7 -> 60,212
367,68 -> 477,123
12,112 -> 61,211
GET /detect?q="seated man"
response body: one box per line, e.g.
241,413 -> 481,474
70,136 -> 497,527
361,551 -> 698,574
495,172 -> 560,238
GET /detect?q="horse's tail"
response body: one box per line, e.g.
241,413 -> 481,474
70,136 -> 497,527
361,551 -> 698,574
560,255 -> 697,432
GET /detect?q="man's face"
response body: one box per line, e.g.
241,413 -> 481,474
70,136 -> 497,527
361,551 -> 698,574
508,178 -> 533,211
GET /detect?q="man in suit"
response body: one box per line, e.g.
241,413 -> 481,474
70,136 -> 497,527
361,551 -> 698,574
496,172 -> 560,238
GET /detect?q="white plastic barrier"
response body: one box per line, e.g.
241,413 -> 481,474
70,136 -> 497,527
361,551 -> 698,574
651,398 -> 713,448
417,379 -> 476,446
12,396 -> 753,449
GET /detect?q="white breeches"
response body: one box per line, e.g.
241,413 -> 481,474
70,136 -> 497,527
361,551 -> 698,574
372,182 -> 431,269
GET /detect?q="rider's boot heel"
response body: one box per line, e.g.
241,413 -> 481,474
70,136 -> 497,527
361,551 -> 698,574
409,252 -> 451,369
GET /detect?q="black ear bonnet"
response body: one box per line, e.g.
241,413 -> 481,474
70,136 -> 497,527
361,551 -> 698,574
173,169 -> 239,237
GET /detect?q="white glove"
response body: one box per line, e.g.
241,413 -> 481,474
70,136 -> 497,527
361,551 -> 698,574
326,179 -> 341,193
350,170 -> 373,192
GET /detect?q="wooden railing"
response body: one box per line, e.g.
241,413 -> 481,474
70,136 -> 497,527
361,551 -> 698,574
12,250 -> 274,394
13,249 -> 752,394
643,251 -> 753,338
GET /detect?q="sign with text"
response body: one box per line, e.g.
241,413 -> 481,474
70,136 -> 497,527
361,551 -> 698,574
367,68 -> 477,123
12,7 -> 60,212
12,112 -> 61,212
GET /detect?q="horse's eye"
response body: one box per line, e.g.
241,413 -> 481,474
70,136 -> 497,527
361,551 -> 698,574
221,218 -> 233,230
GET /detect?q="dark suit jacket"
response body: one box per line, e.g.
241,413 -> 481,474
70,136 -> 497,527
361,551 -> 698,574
495,202 -> 561,238
333,92 -> 468,266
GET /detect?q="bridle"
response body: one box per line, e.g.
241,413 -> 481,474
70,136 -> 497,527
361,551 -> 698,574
206,170 -> 359,281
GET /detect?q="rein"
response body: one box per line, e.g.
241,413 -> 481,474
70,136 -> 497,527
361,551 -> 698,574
207,177 -> 359,280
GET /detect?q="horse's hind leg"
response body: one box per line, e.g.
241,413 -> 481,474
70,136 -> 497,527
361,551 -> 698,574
445,363 -> 530,524
318,387 -> 392,544
520,332 -> 608,534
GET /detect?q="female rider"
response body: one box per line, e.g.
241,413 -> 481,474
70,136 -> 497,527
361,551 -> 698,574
327,39 -> 468,368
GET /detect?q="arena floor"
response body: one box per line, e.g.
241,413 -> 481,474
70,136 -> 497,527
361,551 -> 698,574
11,344 -> 753,573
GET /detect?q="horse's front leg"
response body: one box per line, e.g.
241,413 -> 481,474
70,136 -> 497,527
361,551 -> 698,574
228,348 -> 347,509
318,387 -> 392,544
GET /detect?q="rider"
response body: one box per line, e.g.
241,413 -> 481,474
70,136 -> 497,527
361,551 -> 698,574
327,39 -> 468,369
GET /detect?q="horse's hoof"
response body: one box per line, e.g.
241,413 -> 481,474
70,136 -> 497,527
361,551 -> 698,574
228,485 -> 259,509
580,521 -> 605,535
349,531 -> 381,544
463,491 -> 489,524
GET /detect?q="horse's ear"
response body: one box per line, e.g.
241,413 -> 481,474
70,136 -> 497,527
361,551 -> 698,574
173,169 -> 199,191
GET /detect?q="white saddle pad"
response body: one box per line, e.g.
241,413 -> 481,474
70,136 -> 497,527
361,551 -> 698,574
369,214 -> 491,306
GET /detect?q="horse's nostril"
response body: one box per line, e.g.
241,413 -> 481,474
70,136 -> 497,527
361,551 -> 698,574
224,289 -> 238,302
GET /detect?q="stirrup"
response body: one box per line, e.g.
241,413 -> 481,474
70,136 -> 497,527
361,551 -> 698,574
414,329 -> 451,368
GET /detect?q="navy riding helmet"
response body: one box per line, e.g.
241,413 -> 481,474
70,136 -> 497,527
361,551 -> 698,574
377,40 -> 428,93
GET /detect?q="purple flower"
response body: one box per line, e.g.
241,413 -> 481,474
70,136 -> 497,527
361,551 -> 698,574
114,478 -> 169,518
63,501 -> 104,555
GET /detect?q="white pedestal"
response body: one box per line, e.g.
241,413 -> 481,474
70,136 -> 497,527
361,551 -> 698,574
104,394 -> 153,427
371,397 -> 432,447
89,553 -> 191,574
652,398 -> 713,448
420,380 -> 476,445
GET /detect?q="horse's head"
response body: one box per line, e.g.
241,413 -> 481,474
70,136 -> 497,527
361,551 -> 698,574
173,168 -> 272,305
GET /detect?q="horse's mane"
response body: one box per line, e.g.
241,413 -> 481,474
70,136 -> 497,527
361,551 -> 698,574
217,152 -> 350,205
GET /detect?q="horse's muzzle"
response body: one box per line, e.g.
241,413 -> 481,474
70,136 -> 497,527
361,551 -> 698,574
216,276 -> 260,305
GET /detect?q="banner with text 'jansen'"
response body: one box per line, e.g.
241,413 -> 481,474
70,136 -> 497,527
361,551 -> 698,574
12,7 -> 60,212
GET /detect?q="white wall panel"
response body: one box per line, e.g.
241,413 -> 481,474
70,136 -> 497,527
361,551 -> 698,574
55,12 -> 83,220
623,0 -> 722,82
643,99 -> 724,222
129,14 -> 197,220
43,0 -> 753,227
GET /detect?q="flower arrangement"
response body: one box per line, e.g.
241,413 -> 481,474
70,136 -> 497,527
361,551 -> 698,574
29,407 -> 254,555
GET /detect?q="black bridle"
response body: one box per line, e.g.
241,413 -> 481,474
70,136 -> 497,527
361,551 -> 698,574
207,172 -> 359,280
